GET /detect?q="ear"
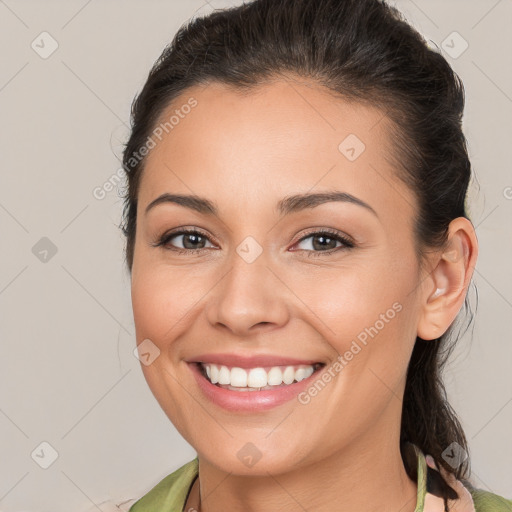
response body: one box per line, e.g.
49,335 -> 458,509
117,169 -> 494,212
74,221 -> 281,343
416,217 -> 478,341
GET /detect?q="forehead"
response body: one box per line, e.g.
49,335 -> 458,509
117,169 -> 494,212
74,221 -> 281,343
138,78 -> 416,224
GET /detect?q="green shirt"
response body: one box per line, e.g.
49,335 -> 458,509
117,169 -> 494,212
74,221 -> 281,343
128,447 -> 512,512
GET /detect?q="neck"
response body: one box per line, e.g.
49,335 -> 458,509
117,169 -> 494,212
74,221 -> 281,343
188,436 -> 418,512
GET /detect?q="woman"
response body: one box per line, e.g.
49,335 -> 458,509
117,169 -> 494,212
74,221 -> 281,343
118,0 -> 511,510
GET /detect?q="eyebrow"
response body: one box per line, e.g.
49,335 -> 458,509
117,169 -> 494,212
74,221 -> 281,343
145,191 -> 378,218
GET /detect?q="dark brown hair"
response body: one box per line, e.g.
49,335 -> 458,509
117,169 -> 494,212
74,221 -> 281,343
120,0 -> 477,505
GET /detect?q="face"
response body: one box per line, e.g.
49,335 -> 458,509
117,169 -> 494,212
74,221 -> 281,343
130,77 -> 425,475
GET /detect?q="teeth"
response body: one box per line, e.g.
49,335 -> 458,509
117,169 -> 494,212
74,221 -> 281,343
218,365 -> 230,385
267,366 -> 283,386
247,367 -> 267,388
200,363 -> 317,390
231,367 -> 248,387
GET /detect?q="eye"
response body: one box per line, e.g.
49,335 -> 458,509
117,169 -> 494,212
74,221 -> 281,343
152,227 -> 355,257
153,228 -> 216,254
292,229 -> 354,257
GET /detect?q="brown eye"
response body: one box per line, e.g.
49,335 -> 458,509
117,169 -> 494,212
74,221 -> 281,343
293,230 -> 355,258
305,234 -> 339,251
176,232 -> 208,249
155,229 -> 215,253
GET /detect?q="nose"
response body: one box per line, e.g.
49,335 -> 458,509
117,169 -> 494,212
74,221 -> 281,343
205,252 -> 291,337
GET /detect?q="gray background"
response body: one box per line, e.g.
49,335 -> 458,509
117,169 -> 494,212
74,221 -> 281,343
1,0 -> 511,510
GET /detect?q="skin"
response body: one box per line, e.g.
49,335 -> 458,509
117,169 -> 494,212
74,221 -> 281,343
130,77 -> 478,512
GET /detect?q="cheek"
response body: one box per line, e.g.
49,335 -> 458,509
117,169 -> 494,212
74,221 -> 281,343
296,259 -> 417,368
296,263 -> 403,330
131,271 -> 183,345
130,261 -> 215,346
131,272 -> 167,340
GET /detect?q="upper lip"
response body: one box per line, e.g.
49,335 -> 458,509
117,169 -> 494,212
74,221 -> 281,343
187,353 -> 324,369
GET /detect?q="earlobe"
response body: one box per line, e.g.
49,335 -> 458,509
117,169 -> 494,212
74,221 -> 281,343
416,218 -> 478,341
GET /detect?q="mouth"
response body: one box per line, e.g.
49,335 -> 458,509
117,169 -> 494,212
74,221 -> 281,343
194,361 -> 326,392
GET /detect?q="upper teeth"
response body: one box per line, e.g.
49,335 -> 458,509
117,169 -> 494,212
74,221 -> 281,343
201,363 -> 316,388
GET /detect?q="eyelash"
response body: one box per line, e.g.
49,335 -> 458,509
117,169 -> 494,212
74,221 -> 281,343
153,227 -> 355,258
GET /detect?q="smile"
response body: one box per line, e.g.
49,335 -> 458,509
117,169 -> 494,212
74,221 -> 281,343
188,361 -> 326,412
199,362 -> 323,391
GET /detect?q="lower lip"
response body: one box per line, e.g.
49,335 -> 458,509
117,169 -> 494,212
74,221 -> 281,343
188,362 -> 324,412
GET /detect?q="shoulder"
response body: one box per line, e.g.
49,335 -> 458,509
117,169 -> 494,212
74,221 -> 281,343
128,457 -> 199,511
418,446 -> 511,512
82,460 -> 199,511
422,476 -> 511,512
467,485 -> 512,511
